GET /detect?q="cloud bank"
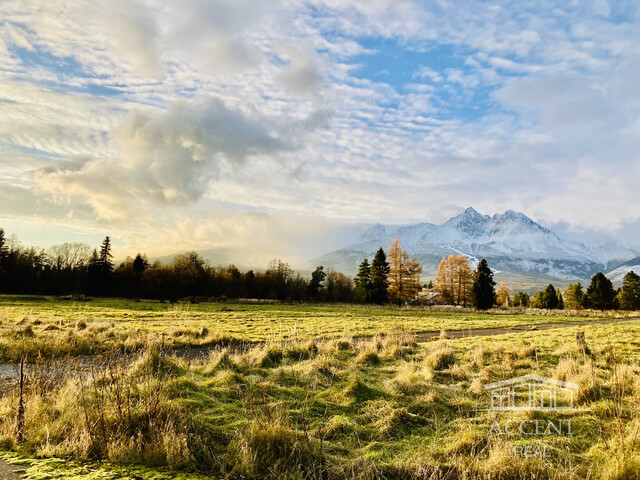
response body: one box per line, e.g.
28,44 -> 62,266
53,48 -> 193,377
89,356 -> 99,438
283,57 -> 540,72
1,0 -> 640,261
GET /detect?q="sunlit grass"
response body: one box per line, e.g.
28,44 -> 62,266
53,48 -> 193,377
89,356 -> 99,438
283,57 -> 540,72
0,295 -> 633,361
1,296 -> 639,478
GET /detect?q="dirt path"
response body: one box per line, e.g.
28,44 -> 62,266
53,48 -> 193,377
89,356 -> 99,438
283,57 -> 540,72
402,316 -> 638,343
0,458 -> 26,479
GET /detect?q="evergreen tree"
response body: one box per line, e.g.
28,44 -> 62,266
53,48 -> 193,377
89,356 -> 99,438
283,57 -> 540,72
512,291 -> 530,307
0,228 -> 6,263
307,266 -> 326,301
0,228 -> 6,286
99,236 -> 114,274
556,287 -> 564,310
354,258 -> 372,302
88,249 -> 100,271
355,259 -> 371,289
86,249 -> 101,294
542,284 -> 559,309
585,272 -> 617,310
370,248 -> 390,304
132,253 -> 148,273
531,291 -> 544,308
618,271 -> 640,311
564,282 -> 584,309
472,259 -> 496,310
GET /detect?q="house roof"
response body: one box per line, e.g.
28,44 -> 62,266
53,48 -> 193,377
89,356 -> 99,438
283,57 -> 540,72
484,374 -> 579,391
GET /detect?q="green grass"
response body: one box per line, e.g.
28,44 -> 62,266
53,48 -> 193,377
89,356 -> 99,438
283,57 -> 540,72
0,295 -> 634,361
0,452 -> 209,479
1,296 -> 640,478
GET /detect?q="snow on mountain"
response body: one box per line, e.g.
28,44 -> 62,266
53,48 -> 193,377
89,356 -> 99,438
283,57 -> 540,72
606,257 -> 640,283
313,208 -> 638,281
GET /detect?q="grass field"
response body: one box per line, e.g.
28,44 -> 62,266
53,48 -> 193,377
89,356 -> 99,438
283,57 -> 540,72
0,297 -> 639,479
0,295 -> 635,362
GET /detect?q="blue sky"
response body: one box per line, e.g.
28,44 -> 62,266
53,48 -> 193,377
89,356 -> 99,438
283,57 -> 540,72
1,0 -> 640,263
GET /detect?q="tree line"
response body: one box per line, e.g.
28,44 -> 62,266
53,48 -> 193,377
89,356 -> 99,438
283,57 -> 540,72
425,252 -> 640,311
1,226 -> 638,310
489,272 -> 640,311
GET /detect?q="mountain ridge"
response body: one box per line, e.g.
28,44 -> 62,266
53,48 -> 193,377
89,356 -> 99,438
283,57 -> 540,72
313,208 -> 638,281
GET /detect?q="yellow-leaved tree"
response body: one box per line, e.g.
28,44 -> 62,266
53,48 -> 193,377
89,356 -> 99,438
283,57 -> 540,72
434,254 -> 474,306
387,237 -> 423,305
496,281 -> 510,307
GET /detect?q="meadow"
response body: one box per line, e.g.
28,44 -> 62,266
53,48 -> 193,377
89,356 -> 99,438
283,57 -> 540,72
0,296 -> 639,479
0,295 -> 634,362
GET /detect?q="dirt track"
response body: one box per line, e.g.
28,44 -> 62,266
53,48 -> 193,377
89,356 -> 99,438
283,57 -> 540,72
0,458 -> 26,479
0,317 -> 636,391
400,316 -> 639,343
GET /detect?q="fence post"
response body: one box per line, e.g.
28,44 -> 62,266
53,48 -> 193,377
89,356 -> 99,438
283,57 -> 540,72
16,356 -> 25,443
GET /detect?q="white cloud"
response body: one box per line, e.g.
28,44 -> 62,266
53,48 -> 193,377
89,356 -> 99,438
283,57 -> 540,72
2,0 -> 640,257
277,43 -> 324,95
33,95 -> 309,219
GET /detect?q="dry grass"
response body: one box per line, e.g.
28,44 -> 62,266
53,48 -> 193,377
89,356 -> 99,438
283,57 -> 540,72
0,298 -> 640,479
423,341 -> 456,370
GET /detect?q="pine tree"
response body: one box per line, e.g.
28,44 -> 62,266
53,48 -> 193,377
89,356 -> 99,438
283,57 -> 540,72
556,287 -> 564,310
307,266 -> 326,301
564,282 -> 584,309
585,272 -> 617,310
512,291 -> 530,307
99,236 -> 114,274
472,259 -> 496,310
370,248 -> 390,304
542,284 -> 559,309
0,228 -> 6,263
531,291 -> 544,308
132,253 -> 148,273
618,271 -> 640,311
354,258 -> 372,302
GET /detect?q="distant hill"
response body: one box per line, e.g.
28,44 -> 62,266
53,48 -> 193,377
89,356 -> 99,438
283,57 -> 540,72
605,256 -> 640,283
312,207 -> 638,282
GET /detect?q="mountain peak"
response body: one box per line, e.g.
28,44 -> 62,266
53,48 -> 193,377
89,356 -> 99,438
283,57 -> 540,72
497,209 -> 529,220
359,223 -> 386,242
463,206 -> 481,216
444,207 -> 490,236
315,207 -> 638,280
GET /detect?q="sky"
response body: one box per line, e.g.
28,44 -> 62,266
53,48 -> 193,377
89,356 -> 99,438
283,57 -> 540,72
1,0 -> 640,265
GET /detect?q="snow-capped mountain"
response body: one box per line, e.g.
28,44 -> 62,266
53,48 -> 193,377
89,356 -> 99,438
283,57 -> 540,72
312,208 -> 638,281
605,257 -> 640,283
